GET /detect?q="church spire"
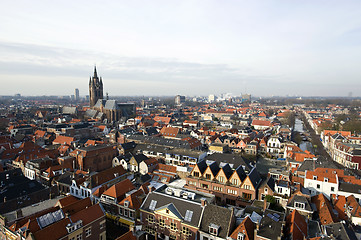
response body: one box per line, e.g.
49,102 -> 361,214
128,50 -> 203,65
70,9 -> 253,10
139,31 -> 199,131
94,65 -> 98,78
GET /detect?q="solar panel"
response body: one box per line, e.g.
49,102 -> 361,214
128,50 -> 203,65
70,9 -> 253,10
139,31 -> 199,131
37,209 -> 64,229
273,213 -> 280,219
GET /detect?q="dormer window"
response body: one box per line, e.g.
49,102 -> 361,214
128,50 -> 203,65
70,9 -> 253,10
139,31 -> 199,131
313,176 -> 317,180
209,224 -> 220,236
237,233 -> 245,240
324,178 -> 328,182
294,202 -> 305,209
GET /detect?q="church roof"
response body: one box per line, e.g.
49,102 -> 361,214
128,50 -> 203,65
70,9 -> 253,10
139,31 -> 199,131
94,99 -> 106,108
105,100 -> 118,110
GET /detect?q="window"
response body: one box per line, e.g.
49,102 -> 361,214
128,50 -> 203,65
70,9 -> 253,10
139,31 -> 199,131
189,181 -> 197,186
119,207 -> 123,215
129,211 -> 134,219
317,184 -> 320,189
242,193 -> 252,200
182,226 -> 190,236
232,179 -> 238,185
205,174 -> 211,180
331,187 -> 335,192
170,222 -> 177,231
218,176 -> 224,183
100,221 -> 105,229
313,176 -> 317,180
147,215 -> 155,223
76,234 -> 82,240
85,227 -> 91,237
124,209 -> 128,217
324,178 -> 328,182
227,189 -> 237,195
294,202 -> 305,209
264,188 -> 268,193
237,233 -> 245,240
244,185 -> 251,190
193,172 -> 200,177
209,224 -> 219,236
159,218 -> 165,227
213,186 -> 223,191
145,226 -> 156,235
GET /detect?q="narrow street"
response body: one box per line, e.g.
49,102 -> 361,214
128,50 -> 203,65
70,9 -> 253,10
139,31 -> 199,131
299,112 -> 361,178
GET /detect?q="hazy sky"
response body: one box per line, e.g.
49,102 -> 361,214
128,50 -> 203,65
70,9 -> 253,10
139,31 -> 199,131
1,0 -> 361,97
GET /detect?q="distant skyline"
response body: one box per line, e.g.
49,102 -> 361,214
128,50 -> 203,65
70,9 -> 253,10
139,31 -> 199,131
1,1 -> 361,97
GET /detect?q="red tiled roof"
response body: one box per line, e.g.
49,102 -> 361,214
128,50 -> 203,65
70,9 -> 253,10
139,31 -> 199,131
57,195 -> 79,208
251,119 -> 271,127
311,193 -> 338,225
116,231 -> 137,240
53,135 -> 75,145
286,210 -> 307,240
102,179 -> 135,199
160,126 -> 179,137
229,216 -> 255,240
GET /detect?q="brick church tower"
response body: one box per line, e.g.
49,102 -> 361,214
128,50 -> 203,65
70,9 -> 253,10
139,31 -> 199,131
89,66 -> 103,107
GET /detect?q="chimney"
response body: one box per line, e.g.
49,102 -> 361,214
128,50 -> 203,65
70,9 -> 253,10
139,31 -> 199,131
16,209 -> 23,219
148,185 -> 153,193
263,198 -> 267,211
254,222 -> 259,238
201,198 -> 207,207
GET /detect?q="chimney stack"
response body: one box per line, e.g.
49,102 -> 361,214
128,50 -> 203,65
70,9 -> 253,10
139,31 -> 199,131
201,198 -> 207,207
263,198 -> 267,211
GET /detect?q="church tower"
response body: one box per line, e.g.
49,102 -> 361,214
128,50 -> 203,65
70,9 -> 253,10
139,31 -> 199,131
89,66 -> 103,107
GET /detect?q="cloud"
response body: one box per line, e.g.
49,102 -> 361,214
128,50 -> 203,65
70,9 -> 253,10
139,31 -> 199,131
0,41 -> 277,96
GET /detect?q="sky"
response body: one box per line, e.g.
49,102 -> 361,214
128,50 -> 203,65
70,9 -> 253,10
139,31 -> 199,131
1,0 -> 361,97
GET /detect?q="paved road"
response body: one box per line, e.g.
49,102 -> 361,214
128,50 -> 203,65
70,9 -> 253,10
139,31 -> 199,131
299,112 -> 361,178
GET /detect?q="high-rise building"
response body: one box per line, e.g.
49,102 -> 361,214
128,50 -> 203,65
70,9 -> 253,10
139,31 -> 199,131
175,95 -> 185,105
75,88 -> 79,101
208,94 -> 216,103
89,66 -> 103,107
241,93 -> 251,102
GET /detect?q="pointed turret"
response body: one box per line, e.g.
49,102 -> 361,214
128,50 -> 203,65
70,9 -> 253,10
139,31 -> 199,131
89,66 -> 103,108
94,65 -> 98,78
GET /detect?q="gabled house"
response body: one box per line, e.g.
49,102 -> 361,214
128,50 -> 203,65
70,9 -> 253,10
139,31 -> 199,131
129,153 -> 149,172
258,177 -> 275,201
139,158 -> 159,175
311,193 -> 338,225
255,209 -> 285,240
285,210 -> 308,240
286,194 -> 313,219
140,189 -> 208,240
228,216 -> 255,240
70,165 -> 127,200
199,204 -> 235,240
100,178 -> 135,204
